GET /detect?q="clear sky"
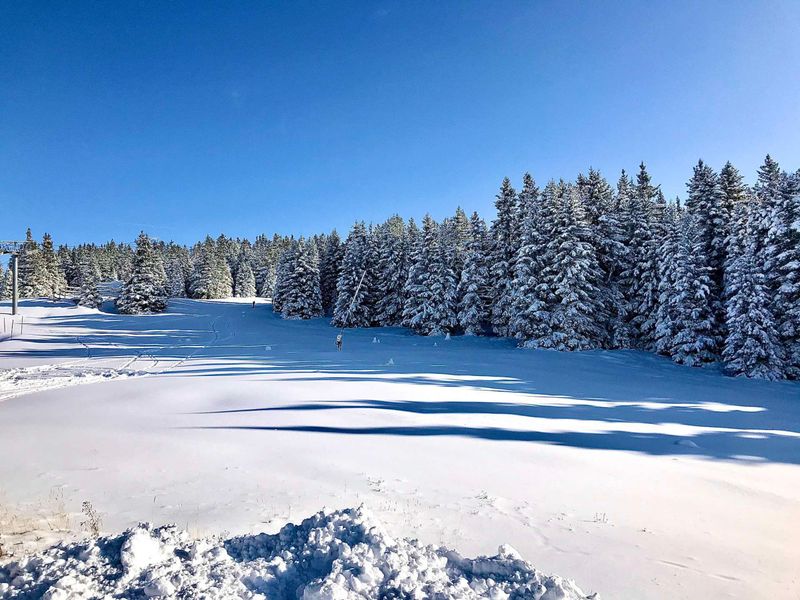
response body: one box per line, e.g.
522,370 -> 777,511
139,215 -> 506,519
1,1 -> 799,247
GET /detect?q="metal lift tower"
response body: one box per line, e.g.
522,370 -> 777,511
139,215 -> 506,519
1,241 -> 27,315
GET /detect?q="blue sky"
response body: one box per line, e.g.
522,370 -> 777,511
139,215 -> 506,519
1,1 -> 799,247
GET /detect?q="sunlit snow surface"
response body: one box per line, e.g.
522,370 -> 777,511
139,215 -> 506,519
0,298 -> 798,599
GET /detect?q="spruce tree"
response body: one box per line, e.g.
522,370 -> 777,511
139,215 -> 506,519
116,232 -> 168,314
669,215 -> 718,366
509,175 -> 547,344
619,164 -> 661,349
373,216 -> 408,326
488,177 -> 518,336
402,215 -> 457,335
280,239 -> 323,319
233,254 -> 257,297
319,230 -> 343,315
332,222 -> 374,328
458,212 -> 491,335
536,182 -> 603,350
577,168 -> 628,348
75,253 -> 103,309
654,202 -> 682,355
723,208 -> 785,379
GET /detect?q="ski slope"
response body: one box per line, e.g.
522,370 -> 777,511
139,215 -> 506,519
0,298 -> 798,599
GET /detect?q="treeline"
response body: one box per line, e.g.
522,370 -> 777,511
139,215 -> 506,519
273,156 -> 799,381
5,155 -> 798,380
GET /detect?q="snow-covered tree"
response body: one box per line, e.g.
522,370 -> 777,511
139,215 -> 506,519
535,182 -> 603,350
116,232 -> 168,314
75,252 -> 103,308
279,238 -> 323,319
233,254 -> 257,298
509,175 -> 548,343
723,208 -> 785,379
619,164 -> 662,349
373,216 -> 407,326
332,222 -> 374,328
654,202 -> 682,355
458,213 -> 491,335
669,214 -> 718,366
40,233 -> 67,298
17,228 -> 48,298
488,177 -> 518,336
319,230 -> 343,315
402,215 -> 457,335
577,168 -> 628,348
190,237 -> 233,299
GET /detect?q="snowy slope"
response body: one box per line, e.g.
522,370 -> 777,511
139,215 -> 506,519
0,298 -> 798,599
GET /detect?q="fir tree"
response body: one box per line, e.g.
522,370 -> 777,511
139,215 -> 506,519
458,212 -> 491,335
280,239 -> 323,319
654,202 -> 682,355
509,175 -> 548,343
75,253 -> 103,309
233,254 -> 257,297
669,215 -> 718,366
488,177 -> 518,336
332,222 -> 374,328
319,230 -> 343,315
402,215 -> 457,335
373,216 -> 408,326
536,182 -> 603,350
723,209 -> 785,379
116,232 -> 168,314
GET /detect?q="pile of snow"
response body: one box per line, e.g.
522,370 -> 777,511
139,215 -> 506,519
0,365 -> 146,402
0,507 -> 593,599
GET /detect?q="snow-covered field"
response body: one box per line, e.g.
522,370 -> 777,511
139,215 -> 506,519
0,298 -> 798,599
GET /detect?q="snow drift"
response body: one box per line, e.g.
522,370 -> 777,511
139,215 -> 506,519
0,507 -> 593,599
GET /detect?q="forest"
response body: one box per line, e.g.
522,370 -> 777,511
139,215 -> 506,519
5,155 -> 798,381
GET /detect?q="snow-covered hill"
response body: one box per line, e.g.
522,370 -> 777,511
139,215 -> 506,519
0,298 -> 798,599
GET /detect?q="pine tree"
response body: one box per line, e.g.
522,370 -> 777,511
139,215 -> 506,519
332,222 -> 374,328
319,230 -> 343,315
577,168 -> 628,348
401,215 -> 456,335
17,228 -> 48,298
190,237 -> 232,299
0,264 -> 8,301
280,239 -> 323,319
684,160 -> 726,349
373,216 -> 408,326
535,182 -> 603,350
458,213 -> 491,335
723,208 -> 785,379
116,232 -> 168,314
233,254 -> 257,297
654,202 -> 682,355
75,252 -> 103,309
489,177 -> 518,336
509,175 -> 548,343
669,214 -> 718,366
272,240 -> 297,314
619,164 -> 661,349
774,171 -> 800,377
40,233 -> 67,298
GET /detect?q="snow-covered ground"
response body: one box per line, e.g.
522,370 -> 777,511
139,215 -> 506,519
0,298 -> 798,599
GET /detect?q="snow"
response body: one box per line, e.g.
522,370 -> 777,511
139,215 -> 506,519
1,298 -> 799,599
0,507 -> 590,599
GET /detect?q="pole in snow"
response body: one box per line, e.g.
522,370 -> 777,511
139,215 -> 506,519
11,254 -> 18,316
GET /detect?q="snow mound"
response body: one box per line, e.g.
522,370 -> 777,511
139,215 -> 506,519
0,365 -> 146,402
0,507 -> 593,599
